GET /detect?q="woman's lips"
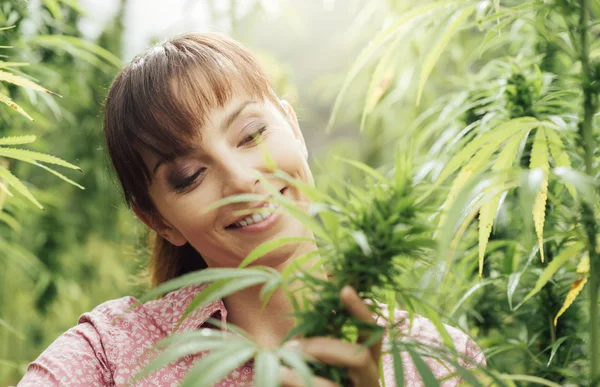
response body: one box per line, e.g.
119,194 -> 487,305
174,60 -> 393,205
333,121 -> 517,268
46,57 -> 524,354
228,209 -> 282,233
225,187 -> 288,230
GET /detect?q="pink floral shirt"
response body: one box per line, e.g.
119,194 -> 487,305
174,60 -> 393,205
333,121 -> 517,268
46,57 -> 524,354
16,284 -> 485,386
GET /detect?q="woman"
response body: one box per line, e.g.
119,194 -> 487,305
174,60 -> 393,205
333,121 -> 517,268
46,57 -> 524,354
17,33 -> 485,387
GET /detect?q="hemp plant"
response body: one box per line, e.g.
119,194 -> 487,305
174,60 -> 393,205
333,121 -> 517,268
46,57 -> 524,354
132,0 -> 600,385
331,0 -> 600,383
281,154 -> 436,385
133,149 -> 499,386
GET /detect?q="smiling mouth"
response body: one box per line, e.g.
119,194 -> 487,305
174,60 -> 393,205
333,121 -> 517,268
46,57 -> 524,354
225,187 -> 287,229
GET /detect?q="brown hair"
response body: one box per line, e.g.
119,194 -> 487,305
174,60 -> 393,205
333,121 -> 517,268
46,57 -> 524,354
103,33 -> 280,287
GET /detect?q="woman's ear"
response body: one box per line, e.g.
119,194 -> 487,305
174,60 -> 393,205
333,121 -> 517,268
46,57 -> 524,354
132,206 -> 187,247
280,99 -> 308,160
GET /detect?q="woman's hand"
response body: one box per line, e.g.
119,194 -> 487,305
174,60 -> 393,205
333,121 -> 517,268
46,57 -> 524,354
279,286 -> 382,387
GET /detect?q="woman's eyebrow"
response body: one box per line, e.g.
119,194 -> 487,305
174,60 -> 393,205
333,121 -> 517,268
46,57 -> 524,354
220,100 -> 257,132
153,155 -> 178,175
153,100 -> 258,174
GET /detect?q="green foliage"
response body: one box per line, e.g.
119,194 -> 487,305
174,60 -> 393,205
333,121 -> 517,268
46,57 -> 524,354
126,0 -> 600,385
0,1 -> 139,385
4,0 -> 600,386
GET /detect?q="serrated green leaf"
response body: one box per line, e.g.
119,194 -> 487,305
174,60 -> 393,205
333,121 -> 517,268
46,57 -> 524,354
477,194 -> 502,276
517,242 -> 584,308
258,175 -> 332,243
32,162 -> 84,190
379,356 -> 387,387
281,249 -> 321,280
425,309 -> 455,352
328,0 -> 461,131
386,290 -> 397,324
155,328 -> 230,348
258,140 -> 277,171
0,62 -> 28,68
0,135 -> 36,145
239,236 -> 313,268
417,6 -> 475,105
438,139 -> 502,232
179,277 -> 269,326
507,246 -> 538,310
0,165 -> 42,209
139,268 -> 271,302
408,349 -> 440,386
180,345 -> 257,387
30,35 -> 121,68
202,193 -> 271,214
260,277 -> 283,311
529,128 -> 549,262
333,155 -> 387,182
0,179 -> 13,200
0,70 -> 59,96
554,277 -> 588,326
278,348 -> 314,387
269,170 -> 336,205
546,336 -> 570,366
351,230 -> 372,256
544,127 -> 576,199
436,117 -> 539,184
478,131 -> 527,275
43,0 -> 64,22
0,211 -> 20,232
391,342 -> 405,387
360,39 -> 398,132
56,0 -> 87,14
450,279 -> 495,316
507,271 -> 522,311
0,93 -> 33,121
553,166 -> 596,206
0,318 -> 25,340
500,374 -> 564,387
576,254 -> 589,274
134,336 -> 233,381
479,15 -> 517,57
254,350 -> 280,387
0,148 -> 80,170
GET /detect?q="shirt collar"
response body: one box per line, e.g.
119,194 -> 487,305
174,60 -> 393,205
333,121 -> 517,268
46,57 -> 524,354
142,283 -> 228,335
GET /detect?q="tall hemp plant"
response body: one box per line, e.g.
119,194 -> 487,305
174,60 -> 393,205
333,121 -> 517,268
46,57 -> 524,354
0,2 -> 82,337
130,0 -> 599,386
0,0 -> 123,380
342,0 -> 599,384
134,157 -> 499,386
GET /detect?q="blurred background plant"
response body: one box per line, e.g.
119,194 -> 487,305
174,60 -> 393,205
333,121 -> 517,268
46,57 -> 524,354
1,0 -> 599,386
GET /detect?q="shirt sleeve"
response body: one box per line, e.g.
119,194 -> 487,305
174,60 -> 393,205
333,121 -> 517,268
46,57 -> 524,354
16,321 -> 113,387
379,307 -> 486,386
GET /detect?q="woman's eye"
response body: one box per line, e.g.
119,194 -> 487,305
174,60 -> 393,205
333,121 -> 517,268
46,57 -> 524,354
173,168 -> 205,193
240,126 -> 267,146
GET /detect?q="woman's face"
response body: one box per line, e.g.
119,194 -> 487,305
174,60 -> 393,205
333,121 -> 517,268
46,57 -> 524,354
138,90 -> 314,269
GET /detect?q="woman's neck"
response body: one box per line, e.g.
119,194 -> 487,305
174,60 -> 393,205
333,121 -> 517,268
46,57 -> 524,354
222,241 -> 325,349
223,284 -> 296,349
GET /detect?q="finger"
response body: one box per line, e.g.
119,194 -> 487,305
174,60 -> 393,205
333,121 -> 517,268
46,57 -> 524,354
279,365 -> 338,387
340,286 -> 377,325
340,286 -> 382,360
299,337 -> 374,370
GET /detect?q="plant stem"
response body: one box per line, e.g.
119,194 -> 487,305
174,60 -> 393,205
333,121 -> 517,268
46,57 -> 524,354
578,0 -> 600,384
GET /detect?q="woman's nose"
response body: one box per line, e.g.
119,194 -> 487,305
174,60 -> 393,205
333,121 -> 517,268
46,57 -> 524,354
220,159 -> 261,198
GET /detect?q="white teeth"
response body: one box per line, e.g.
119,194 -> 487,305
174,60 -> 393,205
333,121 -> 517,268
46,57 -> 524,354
232,203 -> 280,228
